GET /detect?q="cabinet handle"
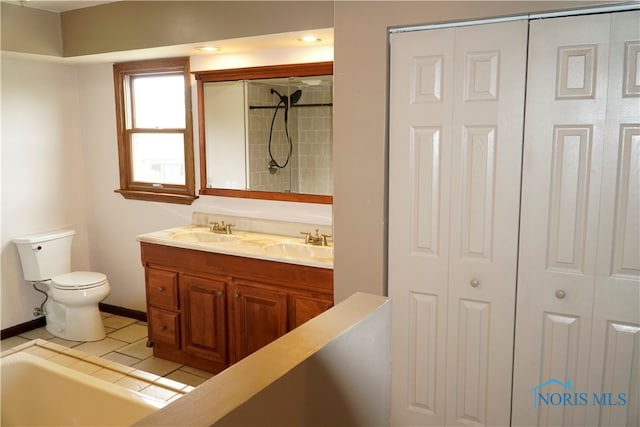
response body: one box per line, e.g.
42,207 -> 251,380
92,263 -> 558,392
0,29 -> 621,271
234,293 -> 239,299
470,279 -> 480,288
157,287 -> 164,292
555,290 -> 566,299
216,290 -> 223,297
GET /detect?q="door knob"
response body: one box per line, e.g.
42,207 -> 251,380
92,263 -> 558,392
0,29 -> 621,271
470,279 -> 480,288
555,290 -> 566,299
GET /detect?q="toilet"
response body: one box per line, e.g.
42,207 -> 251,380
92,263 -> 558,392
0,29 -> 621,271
13,229 -> 111,342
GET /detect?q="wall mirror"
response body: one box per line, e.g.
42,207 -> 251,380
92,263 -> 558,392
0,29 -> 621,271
194,62 -> 333,204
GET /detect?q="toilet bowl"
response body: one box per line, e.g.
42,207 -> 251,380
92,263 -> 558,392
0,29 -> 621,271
13,230 -> 111,342
44,272 -> 111,341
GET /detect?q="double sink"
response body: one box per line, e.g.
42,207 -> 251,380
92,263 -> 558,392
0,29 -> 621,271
138,226 -> 333,269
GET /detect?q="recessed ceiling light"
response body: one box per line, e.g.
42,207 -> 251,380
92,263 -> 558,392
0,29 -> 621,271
196,46 -> 221,53
299,36 -> 322,43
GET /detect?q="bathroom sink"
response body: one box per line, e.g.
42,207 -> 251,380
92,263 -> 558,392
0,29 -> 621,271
170,230 -> 241,243
263,243 -> 334,262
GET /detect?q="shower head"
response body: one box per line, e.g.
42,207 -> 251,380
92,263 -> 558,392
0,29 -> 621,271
290,89 -> 302,106
271,88 -> 302,108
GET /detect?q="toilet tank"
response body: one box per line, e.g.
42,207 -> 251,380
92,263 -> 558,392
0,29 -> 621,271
13,229 -> 75,281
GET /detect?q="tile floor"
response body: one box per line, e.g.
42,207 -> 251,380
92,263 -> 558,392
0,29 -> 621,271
0,312 -> 215,388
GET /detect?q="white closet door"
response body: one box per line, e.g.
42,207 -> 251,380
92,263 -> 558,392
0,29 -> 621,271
512,11 -> 640,427
389,20 -> 527,427
445,22 -> 527,426
587,11 -> 640,427
389,27 -> 455,427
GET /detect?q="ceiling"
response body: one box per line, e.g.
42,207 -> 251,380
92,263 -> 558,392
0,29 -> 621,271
2,0 -> 115,12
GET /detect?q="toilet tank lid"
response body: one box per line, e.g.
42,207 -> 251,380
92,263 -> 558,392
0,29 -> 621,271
13,229 -> 75,244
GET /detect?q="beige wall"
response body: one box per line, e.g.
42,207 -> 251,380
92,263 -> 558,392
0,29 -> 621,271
61,1 -> 333,57
1,2 -> 333,58
332,1 -> 611,302
0,4 -> 63,56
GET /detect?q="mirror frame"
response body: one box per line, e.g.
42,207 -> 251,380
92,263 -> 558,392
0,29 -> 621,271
193,61 -> 334,204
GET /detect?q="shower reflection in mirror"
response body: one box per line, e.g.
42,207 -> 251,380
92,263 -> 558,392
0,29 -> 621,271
204,75 -> 333,195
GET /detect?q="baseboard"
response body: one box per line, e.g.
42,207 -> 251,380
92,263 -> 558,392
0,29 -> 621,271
1,304 -> 147,340
1,316 -> 46,340
99,303 -> 147,322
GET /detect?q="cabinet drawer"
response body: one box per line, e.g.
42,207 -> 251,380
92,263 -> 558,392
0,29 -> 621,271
148,307 -> 180,348
146,268 -> 179,309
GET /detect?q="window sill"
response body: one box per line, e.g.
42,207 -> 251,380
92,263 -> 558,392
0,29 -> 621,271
115,189 -> 198,205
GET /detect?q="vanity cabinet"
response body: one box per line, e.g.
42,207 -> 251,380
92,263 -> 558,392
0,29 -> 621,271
140,242 -> 333,373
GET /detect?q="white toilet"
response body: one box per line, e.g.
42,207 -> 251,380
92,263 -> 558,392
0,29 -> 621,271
13,229 -> 111,342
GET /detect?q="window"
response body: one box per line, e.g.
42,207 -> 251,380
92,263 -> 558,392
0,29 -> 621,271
113,57 -> 196,204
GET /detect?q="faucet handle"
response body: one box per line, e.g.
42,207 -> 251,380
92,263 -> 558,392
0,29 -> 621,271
225,223 -> 235,234
321,233 -> 332,246
300,231 -> 312,244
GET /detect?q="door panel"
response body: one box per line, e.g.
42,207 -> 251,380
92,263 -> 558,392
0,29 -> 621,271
513,11 -> 640,427
390,20 -> 527,427
586,10 -> 640,427
390,27 -> 454,427
512,13 -> 610,426
446,21 -> 527,426
231,281 -> 287,362
180,274 -> 227,364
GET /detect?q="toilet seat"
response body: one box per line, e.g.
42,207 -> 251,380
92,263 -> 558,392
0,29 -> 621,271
51,271 -> 108,290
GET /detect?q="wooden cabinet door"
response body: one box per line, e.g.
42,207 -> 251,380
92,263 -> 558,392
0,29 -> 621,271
289,293 -> 332,329
180,274 -> 228,365
230,280 -> 288,362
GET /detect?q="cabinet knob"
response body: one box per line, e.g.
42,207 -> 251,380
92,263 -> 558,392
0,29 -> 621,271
555,290 -> 566,299
157,287 -> 164,292
470,279 -> 480,288
160,325 -> 167,332
234,293 -> 239,299
216,290 -> 223,297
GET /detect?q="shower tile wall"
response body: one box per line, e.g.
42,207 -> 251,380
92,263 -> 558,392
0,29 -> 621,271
248,83 -> 296,193
296,85 -> 333,195
247,82 -> 332,195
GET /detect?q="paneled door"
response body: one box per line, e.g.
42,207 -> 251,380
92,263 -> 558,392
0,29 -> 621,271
389,20 -> 527,426
230,280 -> 288,362
512,11 -> 640,427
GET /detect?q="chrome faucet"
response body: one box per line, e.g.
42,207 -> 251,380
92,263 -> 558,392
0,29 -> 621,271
301,229 -> 332,246
209,221 -> 234,234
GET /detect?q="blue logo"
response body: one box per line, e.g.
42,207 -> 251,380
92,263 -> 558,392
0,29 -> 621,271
531,379 -> 627,408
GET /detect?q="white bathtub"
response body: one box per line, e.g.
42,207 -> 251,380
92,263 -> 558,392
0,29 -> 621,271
1,351 -> 163,426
